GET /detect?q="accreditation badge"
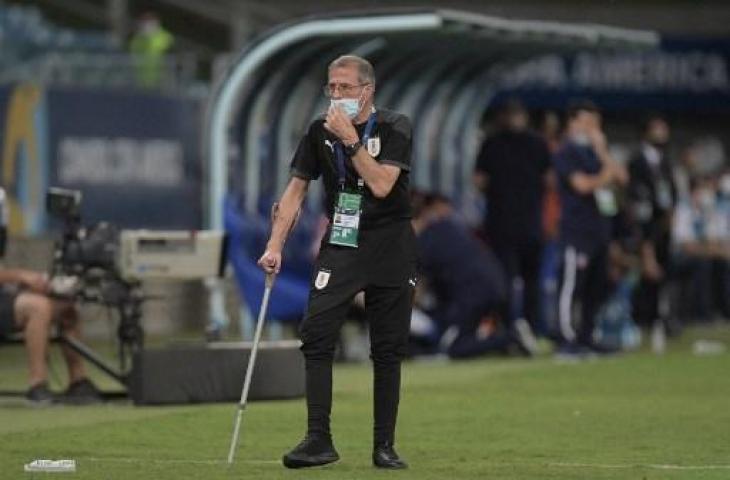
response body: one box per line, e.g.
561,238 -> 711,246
367,136 -> 381,157
329,191 -> 362,248
656,180 -> 672,210
594,188 -> 618,217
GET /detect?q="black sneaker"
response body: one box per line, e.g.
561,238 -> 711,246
62,378 -> 102,405
26,382 -> 55,405
373,443 -> 408,469
583,341 -> 621,356
554,342 -> 593,361
282,434 -> 339,469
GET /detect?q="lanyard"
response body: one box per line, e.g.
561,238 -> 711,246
334,111 -> 377,190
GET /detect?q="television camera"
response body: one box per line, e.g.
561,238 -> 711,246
45,187 -> 225,386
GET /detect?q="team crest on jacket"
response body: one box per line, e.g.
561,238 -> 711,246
367,137 -> 381,157
315,269 -> 331,290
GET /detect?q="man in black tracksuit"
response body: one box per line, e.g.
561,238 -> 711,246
474,99 -> 551,347
627,115 -> 677,336
258,55 -> 415,470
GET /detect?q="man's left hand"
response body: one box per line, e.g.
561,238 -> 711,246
324,106 -> 359,144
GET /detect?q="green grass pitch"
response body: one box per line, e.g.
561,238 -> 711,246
1,326 -> 729,479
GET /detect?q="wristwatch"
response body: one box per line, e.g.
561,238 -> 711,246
344,140 -> 362,156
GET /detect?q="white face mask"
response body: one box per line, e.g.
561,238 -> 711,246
330,98 -> 360,119
572,132 -> 591,147
329,88 -> 367,119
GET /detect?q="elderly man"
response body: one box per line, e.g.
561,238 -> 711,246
258,55 -> 414,469
0,267 -> 99,404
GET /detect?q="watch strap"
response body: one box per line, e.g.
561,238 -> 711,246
344,141 -> 362,156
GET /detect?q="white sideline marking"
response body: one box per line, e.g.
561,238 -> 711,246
83,457 -> 279,466
81,458 -> 730,471
549,462 -> 730,471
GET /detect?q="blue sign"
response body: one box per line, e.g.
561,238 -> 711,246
494,37 -> 730,112
46,87 -> 203,229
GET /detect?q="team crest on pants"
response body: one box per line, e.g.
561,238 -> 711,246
367,137 -> 381,157
315,269 -> 331,290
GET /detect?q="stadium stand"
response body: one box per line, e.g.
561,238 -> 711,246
0,3 -> 198,90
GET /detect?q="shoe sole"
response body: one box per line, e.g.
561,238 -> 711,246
282,454 -> 339,469
373,462 -> 408,470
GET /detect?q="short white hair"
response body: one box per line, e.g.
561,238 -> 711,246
328,55 -> 375,86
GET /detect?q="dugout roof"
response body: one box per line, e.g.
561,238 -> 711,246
205,9 -> 659,224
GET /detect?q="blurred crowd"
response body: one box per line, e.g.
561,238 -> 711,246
409,99 -> 730,359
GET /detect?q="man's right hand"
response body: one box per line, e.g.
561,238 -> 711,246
257,249 -> 282,275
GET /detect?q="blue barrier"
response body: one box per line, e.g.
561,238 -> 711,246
224,197 -> 312,323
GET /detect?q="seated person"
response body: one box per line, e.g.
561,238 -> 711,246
0,267 -> 100,404
411,192 -> 530,358
672,177 -> 730,321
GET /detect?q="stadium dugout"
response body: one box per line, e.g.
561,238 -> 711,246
203,9 -> 659,333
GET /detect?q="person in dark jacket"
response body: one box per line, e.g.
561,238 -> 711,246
411,192 -> 515,359
627,115 -> 678,342
473,99 -> 551,352
552,100 -> 628,354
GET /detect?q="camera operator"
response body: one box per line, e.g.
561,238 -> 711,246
0,267 -> 101,405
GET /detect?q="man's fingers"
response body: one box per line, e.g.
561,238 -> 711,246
333,105 -> 347,119
259,260 -> 274,274
257,252 -> 281,274
331,109 -> 347,126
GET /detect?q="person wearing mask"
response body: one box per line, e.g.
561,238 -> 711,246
627,115 -> 678,345
473,99 -> 551,353
258,55 -> 415,469
130,12 -> 174,88
673,176 -> 730,321
552,100 -> 628,354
